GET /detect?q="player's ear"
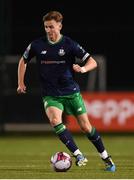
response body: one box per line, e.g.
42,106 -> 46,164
59,23 -> 62,30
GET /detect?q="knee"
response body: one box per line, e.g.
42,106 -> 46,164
50,118 -> 61,127
80,126 -> 91,133
80,122 -> 92,133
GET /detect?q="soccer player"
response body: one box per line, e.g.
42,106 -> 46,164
17,11 -> 116,172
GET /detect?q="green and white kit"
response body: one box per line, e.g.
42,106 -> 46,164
43,92 -> 86,116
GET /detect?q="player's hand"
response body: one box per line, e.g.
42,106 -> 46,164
73,64 -> 86,73
17,84 -> 26,94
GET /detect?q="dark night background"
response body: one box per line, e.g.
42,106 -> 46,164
0,0 -> 134,124
1,0 -> 134,90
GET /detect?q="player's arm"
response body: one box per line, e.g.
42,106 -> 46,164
17,57 -> 27,94
73,56 -> 97,73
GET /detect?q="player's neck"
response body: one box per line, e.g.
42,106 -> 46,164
48,34 -> 62,44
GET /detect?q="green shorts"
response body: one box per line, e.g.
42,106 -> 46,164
42,92 -> 86,116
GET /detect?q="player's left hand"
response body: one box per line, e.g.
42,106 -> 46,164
73,64 -> 86,73
73,64 -> 81,73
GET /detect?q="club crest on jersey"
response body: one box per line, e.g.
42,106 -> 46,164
41,50 -> 47,55
58,48 -> 65,56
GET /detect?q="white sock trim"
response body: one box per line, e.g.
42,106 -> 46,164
73,149 -> 82,156
99,150 -> 108,159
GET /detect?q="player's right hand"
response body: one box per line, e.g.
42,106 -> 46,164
17,84 -> 26,94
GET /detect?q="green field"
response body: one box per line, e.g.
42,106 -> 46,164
0,132 -> 134,179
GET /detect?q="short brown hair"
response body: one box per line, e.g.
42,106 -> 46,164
43,11 -> 63,23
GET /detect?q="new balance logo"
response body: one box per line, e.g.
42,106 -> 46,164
41,50 -> 47,55
77,107 -> 82,112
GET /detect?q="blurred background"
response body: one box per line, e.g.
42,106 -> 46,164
0,0 -> 134,133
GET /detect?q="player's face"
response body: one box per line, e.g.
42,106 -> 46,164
44,20 -> 62,42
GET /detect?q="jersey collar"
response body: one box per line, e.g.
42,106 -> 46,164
47,35 -> 63,45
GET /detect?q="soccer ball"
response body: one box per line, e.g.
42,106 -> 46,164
50,152 -> 72,172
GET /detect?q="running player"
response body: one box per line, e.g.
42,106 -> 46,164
17,11 -> 116,171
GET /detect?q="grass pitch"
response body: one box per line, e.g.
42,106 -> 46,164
0,132 -> 134,179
